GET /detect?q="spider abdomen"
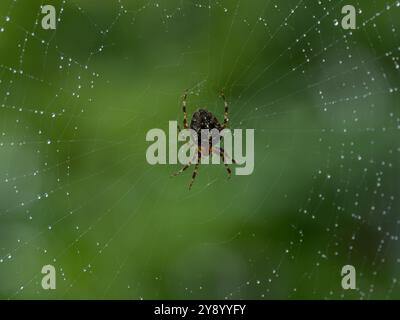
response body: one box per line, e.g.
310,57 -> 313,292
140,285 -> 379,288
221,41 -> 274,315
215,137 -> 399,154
190,109 -> 222,133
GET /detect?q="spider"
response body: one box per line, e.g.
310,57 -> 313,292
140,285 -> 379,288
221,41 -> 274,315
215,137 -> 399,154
172,91 -> 236,189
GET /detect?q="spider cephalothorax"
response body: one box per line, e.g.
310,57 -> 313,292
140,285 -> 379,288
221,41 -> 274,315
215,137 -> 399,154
173,91 -> 236,189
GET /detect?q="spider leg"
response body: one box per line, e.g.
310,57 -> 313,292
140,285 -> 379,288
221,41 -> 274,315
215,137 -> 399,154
189,150 -> 202,190
211,146 -> 236,164
219,149 -> 232,179
211,146 -> 235,179
172,145 -> 198,178
171,162 -> 191,177
219,146 -> 236,164
182,90 -> 188,129
189,163 -> 200,190
220,91 -> 229,129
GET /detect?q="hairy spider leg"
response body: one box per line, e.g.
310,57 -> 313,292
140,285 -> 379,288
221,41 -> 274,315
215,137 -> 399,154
171,145 -> 199,177
218,146 -> 237,164
220,91 -> 229,129
210,146 -> 234,178
172,162 -> 191,177
182,90 -> 188,129
189,150 -> 202,190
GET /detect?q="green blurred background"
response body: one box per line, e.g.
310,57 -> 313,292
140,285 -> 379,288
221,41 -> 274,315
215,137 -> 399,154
0,0 -> 399,299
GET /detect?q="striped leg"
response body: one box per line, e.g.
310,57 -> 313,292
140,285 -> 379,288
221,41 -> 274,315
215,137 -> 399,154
189,150 -> 202,189
219,149 -> 232,179
211,146 -> 237,164
219,147 -> 236,164
172,146 -> 199,178
182,90 -> 188,129
172,162 -> 191,177
220,91 -> 228,129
